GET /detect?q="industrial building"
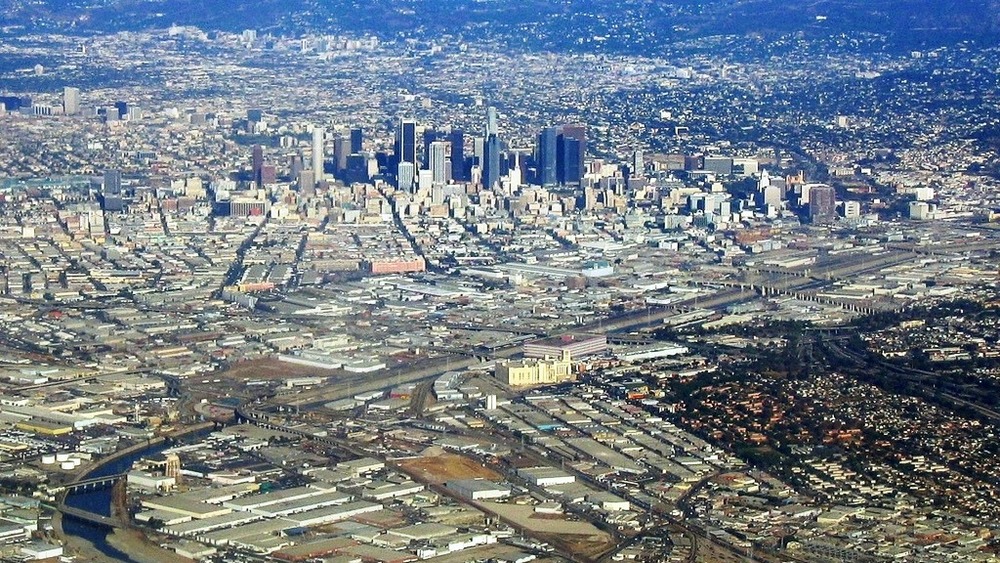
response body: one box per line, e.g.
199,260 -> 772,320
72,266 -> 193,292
516,466 -> 576,487
445,479 -> 512,500
495,352 -> 574,387
523,334 -> 607,359
283,500 -> 383,527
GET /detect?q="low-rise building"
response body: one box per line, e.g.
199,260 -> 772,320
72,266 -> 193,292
446,479 -> 512,500
517,466 -> 576,487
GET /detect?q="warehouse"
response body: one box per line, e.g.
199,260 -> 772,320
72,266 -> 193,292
197,517 -> 296,547
163,511 -> 262,537
0,520 -> 30,543
338,456 -> 385,476
340,544 -> 418,563
223,485 -> 338,512
613,343 -> 689,362
284,501 -> 383,527
127,470 -> 176,493
227,533 -> 295,554
181,482 -> 260,504
252,490 -> 352,518
134,510 -> 192,527
445,479 -> 512,500
524,334 -> 607,359
304,466 -> 354,483
141,497 -> 233,520
361,480 -> 424,501
386,522 -> 457,541
14,420 -> 73,436
18,541 -> 63,561
587,491 -> 631,512
517,466 -> 576,487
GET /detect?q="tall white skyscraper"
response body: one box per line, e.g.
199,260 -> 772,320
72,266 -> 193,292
758,168 -> 771,191
632,149 -> 644,177
473,137 -> 484,165
429,141 -> 448,184
486,106 -> 498,137
63,87 -> 80,115
397,162 -> 415,192
312,126 -> 325,185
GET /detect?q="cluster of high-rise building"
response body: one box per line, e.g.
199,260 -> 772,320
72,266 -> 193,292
0,87 -> 113,119
282,107 -> 593,196
188,105 -> 863,231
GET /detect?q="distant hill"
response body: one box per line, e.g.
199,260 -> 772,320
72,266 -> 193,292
1,0 -> 997,52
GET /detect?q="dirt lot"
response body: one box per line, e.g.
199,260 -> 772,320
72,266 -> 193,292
397,452 -> 502,483
537,532 -> 618,562
426,543 -> 568,563
106,528 -> 190,563
217,357 -> 329,380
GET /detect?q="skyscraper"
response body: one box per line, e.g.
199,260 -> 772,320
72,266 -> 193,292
537,127 -> 559,186
632,149 -> 644,178
809,184 -> 837,224
260,165 -> 276,185
103,169 -> 123,212
483,135 -> 501,189
422,128 -> 438,170
448,129 -> 465,181
561,124 -> 586,145
289,154 -> 304,181
397,161 -> 416,192
481,107 -> 502,189
251,145 -> 264,187
761,185 -> 782,210
473,137 -> 485,168
557,133 -> 585,186
104,169 -> 122,195
334,136 -> 350,176
63,87 -> 80,116
312,126 -> 325,185
298,169 -> 315,194
346,154 -> 369,185
486,106 -> 498,137
396,119 -> 417,165
429,141 -> 448,184
350,127 -> 363,154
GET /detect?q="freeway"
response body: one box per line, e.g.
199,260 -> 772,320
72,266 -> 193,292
280,355 -> 483,408
12,368 -> 159,392
822,337 -> 1000,423
244,283 -> 815,561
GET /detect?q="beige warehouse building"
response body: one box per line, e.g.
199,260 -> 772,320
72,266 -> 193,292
495,351 -> 574,387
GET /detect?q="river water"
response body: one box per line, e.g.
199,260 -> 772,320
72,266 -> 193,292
61,442 -> 171,562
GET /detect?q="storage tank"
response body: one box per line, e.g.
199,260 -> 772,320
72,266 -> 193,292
61,461 -> 75,471
41,455 -> 56,465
